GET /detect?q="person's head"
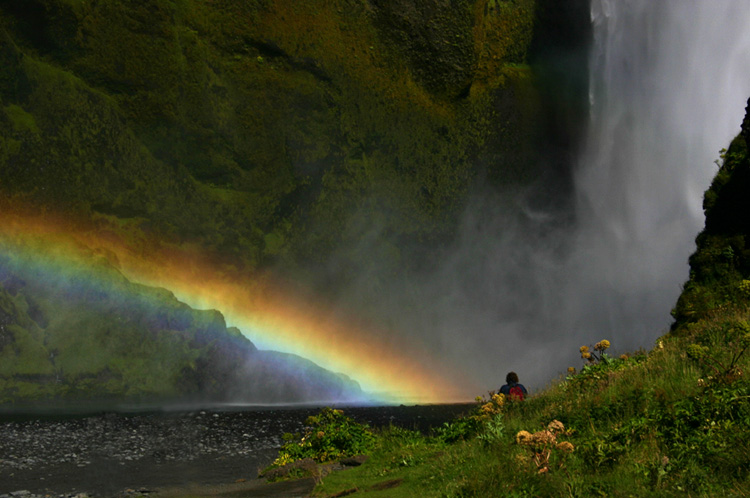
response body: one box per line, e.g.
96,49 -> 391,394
506,371 -> 519,384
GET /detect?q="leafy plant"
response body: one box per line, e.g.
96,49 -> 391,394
269,407 -> 376,468
477,413 -> 505,447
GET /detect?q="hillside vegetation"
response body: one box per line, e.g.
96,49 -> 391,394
269,101 -> 750,497
0,226 -> 364,405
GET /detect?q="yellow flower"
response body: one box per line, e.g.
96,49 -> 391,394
582,352 -> 591,359
600,339 -> 610,350
579,345 -> 589,353
556,441 -> 575,453
567,367 -> 576,375
316,431 -> 325,439
492,393 -> 505,405
620,354 -> 629,360
475,396 -> 483,403
515,430 -> 533,445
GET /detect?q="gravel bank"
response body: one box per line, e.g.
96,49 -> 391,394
0,403 -> 473,497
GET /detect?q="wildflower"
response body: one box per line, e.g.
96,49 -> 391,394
582,352 -> 591,360
697,378 -> 706,387
567,367 -> 576,375
620,354 -> 629,360
556,441 -> 575,453
515,430 -> 533,445
599,339 -> 610,350
491,393 -> 505,405
316,431 -> 325,439
547,420 -> 565,434
481,403 -> 494,414
475,396 -> 483,403
579,345 -> 589,353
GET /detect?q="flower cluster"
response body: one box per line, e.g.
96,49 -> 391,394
476,393 -> 505,419
595,340 -> 610,351
515,420 -> 574,473
579,339 -> 612,364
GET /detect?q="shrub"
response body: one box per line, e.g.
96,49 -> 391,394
269,407 -> 376,468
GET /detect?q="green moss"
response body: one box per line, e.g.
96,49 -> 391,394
4,103 -> 39,134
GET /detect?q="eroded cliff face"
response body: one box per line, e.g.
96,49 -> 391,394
0,0 -> 590,403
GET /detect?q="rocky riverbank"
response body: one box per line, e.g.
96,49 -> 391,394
0,404 -> 474,497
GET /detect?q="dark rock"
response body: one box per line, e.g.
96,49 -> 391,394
259,457 -> 318,481
329,488 -> 359,498
339,455 -> 368,467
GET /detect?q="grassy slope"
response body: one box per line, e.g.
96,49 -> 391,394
307,109 -> 750,497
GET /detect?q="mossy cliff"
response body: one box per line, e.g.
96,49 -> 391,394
0,0 -> 590,404
0,0 -> 588,275
671,98 -> 750,332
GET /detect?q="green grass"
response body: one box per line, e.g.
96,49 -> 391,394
282,325 -> 750,498
301,112 -> 750,498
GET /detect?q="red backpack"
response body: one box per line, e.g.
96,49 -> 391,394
509,384 -> 525,401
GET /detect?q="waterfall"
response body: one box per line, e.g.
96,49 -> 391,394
565,0 -> 750,352
450,0 -> 750,390
332,0 -> 750,397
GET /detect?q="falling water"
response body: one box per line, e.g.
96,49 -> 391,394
421,0 -> 750,392
564,0 -> 750,354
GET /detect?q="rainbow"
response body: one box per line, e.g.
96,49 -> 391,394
0,208 -> 471,403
